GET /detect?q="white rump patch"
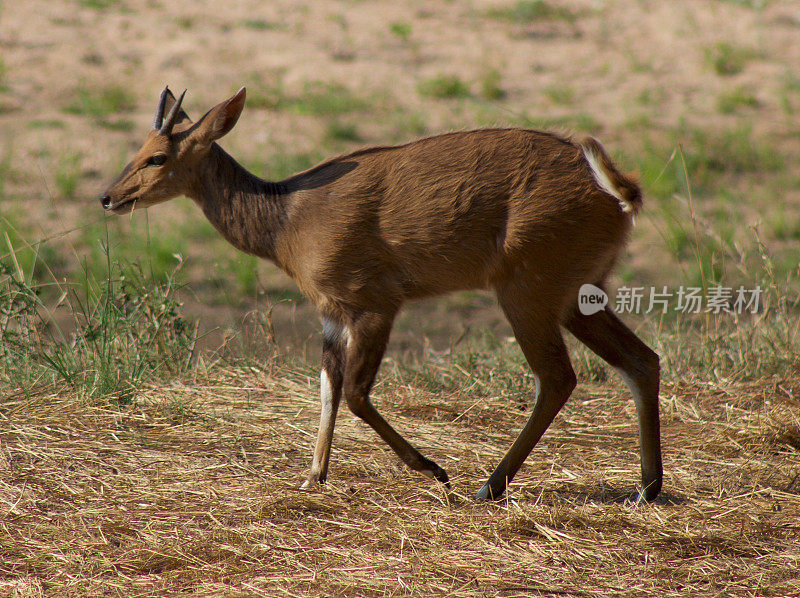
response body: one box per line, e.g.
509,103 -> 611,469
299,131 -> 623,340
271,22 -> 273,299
583,147 -> 632,214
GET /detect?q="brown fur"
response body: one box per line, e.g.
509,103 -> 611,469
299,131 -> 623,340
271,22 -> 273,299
101,88 -> 662,502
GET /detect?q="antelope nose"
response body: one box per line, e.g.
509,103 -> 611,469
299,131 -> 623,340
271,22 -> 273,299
100,194 -> 112,209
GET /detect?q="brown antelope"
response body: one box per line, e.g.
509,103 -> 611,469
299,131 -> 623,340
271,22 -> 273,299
100,87 -> 662,502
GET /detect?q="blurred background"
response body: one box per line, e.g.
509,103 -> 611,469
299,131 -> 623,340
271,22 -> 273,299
1,0 -> 798,380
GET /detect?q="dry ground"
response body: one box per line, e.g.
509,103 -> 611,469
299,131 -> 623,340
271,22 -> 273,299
1,1 -> 800,597
1,367 -> 799,597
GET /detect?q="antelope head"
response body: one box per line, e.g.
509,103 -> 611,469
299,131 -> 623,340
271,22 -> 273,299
99,86 -> 246,214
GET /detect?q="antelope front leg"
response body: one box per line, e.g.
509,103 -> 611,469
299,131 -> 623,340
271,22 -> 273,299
301,318 -> 346,489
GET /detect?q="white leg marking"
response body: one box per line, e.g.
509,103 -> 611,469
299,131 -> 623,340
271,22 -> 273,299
301,369 -> 336,490
320,369 -> 334,419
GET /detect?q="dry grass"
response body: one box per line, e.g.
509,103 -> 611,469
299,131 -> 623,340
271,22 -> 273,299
2,364 -> 799,597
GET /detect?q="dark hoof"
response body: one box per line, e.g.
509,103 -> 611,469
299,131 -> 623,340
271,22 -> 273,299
474,482 -> 505,502
637,477 -> 662,503
420,460 -> 450,488
627,485 -> 662,505
300,474 -> 326,490
434,467 -> 451,489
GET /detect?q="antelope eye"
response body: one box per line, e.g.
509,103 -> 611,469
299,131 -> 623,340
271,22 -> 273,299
147,154 -> 167,166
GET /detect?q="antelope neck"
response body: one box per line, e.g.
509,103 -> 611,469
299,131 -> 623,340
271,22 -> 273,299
188,143 -> 290,262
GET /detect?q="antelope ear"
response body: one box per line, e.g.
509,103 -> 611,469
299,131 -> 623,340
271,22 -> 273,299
190,87 -> 246,146
162,88 -> 193,128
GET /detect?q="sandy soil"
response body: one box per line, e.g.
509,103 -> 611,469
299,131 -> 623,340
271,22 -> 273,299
1,0 -> 799,352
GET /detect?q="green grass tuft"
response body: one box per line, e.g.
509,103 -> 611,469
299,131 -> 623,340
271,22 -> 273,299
480,69 -> 506,100
78,0 -> 122,9
487,0 -> 577,23
705,42 -> 760,76
418,75 -> 471,99
63,85 -> 137,119
27,119 -> 67,129
717,86 -> 760,113
543,85 -> 575,105
638,126 -> 783,201
241,19 -> 281,30
1,234 -> 195,402
325,121 -> 362,143
0,145 -> 12,201
717,0 -> 768,8
690,126 -> 783,177
389,22 -> 412,40
54,152 -> 83,199
247,81 -> 369,116
0,57 -> 8,92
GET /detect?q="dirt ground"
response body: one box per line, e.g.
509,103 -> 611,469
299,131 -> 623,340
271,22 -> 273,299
2,0 -> 799,355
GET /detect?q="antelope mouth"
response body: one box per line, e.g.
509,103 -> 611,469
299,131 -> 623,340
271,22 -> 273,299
103,196 -> 139,214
